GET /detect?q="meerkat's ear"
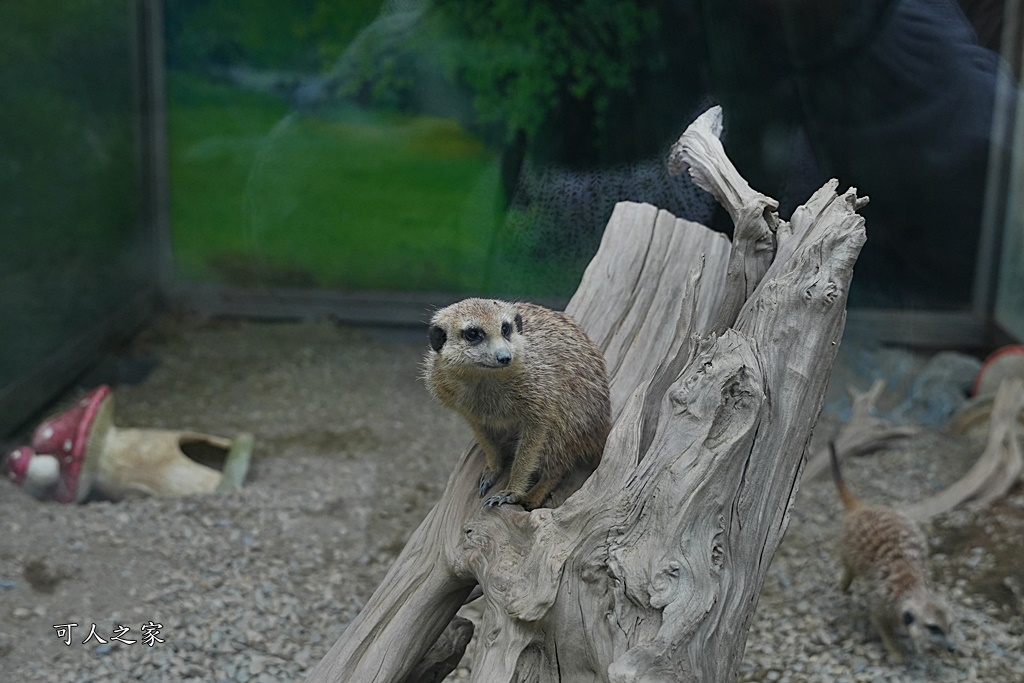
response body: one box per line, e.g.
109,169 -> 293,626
514,312 -> 523,334
428,325 -> 447,352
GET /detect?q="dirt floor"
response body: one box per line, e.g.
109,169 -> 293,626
1,314 -> 1022,682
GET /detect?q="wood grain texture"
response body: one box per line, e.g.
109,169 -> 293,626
306,107 -> 868,683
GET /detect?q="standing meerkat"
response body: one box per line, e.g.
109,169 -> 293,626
829,443 -> 955,660
423,298 -> 610,510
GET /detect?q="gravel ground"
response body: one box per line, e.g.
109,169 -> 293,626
1,315 -> 1022,682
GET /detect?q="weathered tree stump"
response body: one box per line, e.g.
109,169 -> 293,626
306,107 -> 868,682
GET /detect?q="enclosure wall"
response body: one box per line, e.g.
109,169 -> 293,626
0,1 -> 158,436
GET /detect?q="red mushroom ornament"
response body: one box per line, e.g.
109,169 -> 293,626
949,345 -> 1024,436
29,386 -> 112,502
6,446 -> 60,493
5,385 -> 251,503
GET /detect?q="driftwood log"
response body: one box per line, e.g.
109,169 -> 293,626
306,107 -> 868,682
802,379 -> 918,481
903,378 -> 1024,521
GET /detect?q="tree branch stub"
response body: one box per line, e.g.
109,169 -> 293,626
668,106 -> 780,332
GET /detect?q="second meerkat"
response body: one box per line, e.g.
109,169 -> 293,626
424,298 -> 610,509
830,443 -> 954,660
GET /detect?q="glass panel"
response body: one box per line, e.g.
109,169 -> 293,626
164,1 -> 1016,310
163,1 -> 710,298
0,2 -> 153,403
700,0 -> 1017,311
995,89 -> 1024,340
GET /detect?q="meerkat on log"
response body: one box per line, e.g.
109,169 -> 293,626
830,443 -> 955,661
423,298 -> 611,510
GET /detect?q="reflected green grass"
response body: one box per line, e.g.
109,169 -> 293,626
167,73 -> 504,292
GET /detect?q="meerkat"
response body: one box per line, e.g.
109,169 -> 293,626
829,443 -> 955,660
423,298 -> 610,510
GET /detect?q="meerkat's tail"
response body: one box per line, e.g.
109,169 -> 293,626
829,441 -> 862,511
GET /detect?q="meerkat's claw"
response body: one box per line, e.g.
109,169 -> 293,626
482,490 -> 521,507
478,472 -> 495,497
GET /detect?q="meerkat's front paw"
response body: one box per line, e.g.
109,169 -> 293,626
482,489 -> 522,507
478,470 -> 496,497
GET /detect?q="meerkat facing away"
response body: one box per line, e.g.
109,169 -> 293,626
424,298 -> 611,510
829,443 -> 954,660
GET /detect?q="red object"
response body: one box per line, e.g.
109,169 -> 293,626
972,345 -> 1024,397
30,385 -> 111,503
6,446 -> 33,485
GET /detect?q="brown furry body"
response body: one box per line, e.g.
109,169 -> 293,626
424,298 -> 610,509
830,445 -> 954,660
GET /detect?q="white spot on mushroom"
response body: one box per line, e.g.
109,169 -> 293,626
42,427 -> 54,440
63,439 -> 72,452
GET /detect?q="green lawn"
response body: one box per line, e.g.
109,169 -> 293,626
167,73 -> 506,293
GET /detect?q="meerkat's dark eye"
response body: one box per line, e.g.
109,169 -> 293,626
926,624 -> 945,636
501,321 -> 512,339
462,327 -> 484,344
902,611 -> 916,626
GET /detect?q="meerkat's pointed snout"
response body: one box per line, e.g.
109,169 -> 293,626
496,349 -> 511,366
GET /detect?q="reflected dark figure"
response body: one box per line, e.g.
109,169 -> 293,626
693,0 -> 1019,308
